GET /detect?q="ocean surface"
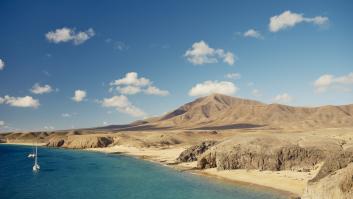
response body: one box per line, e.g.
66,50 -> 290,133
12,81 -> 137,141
0,144 -> 285,199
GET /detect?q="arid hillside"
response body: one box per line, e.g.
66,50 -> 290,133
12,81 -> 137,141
115,93 -> 353,131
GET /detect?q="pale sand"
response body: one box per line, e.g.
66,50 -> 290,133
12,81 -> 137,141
1,142 -> 46,146
87,145 -> 317,196
86,145 -> 187,165
199,169 -> 314,196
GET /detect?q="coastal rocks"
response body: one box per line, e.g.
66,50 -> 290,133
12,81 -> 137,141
46,137 -> 66,147
177,140 -> 217,162
310,150 -> 353,182
302,163 -> 353,199
197,135 -> 326,171
63,135 -> 113,149
46,134 -> 114,149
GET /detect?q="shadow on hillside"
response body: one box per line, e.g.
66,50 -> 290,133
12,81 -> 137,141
191,123 -> 265,130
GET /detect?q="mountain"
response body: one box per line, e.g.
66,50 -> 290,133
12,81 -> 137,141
116,93 -> 353,131
92,94 -> 353,131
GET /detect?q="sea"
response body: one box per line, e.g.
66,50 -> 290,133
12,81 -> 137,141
0,144 -> 285,199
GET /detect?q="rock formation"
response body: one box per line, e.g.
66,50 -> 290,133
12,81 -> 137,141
303,163 -> 353,199
197,135 -> 330,171
177,140 -> 217,162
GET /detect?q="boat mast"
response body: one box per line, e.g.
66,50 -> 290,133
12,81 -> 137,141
35,144 -> 37,165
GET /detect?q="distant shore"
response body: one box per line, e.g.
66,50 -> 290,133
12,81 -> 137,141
1,142 -> 46,146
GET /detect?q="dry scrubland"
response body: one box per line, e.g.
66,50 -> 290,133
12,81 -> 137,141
2,94 -> 353,199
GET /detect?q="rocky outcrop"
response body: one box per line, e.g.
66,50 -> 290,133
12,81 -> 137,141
46,137 -> 66,147
302,163 -> 353,199
54,135 -> 113,149
197,135 -> 327,171
310,150 -> 353,182
177,141 -> 217,162
64,135 -> 113,149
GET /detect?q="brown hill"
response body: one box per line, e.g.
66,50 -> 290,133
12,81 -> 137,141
127,93 -> 353,130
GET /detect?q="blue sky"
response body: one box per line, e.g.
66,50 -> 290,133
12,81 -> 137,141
0,0 -> 353,132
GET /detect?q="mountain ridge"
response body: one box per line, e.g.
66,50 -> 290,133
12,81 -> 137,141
97,93 -> 353,131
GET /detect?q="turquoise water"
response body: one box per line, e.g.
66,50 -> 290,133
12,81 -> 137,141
0,145 -> 284,199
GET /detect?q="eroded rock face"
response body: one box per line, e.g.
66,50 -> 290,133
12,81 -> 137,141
302,163 -> 353,199
177,141 -> 217,162
64,135 -> 113,149
46,137 -> 66,147
311,151 -> 353,182
197,135 -> 326,171
46,135 -> 113,149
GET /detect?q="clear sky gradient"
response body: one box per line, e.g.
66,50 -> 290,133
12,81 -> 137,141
0,0 -> 352,132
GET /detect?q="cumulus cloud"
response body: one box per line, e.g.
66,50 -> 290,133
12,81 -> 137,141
30,83 -> 53,94
44,126 -> 55,130
61,113 -> 71,118
274,93 -> 292,103
117,85 -> 141,95
0,95 -> 40,108
0,59 -> 5,70
0,121 -> 4,126
101,95 -> 145,117
184,40 -> 235,65
110,72 -> 169,96
144,86 -> 169,96
111,72 -> 150,87
252,89 -> 262,97
72,90 -> 86,102
189,80 -> 238,97
243,29 -> 263,39
314,72 -> 353,93
269,10 -> 328,32
46,27 -> 95,45
225,73 -> 241,80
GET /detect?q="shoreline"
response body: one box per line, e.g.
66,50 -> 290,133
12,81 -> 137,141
86,145 -> 302,198
1,143 -> 300,198
1,142 -> 47,146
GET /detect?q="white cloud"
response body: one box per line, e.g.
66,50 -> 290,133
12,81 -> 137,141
274,93 -> 292,103
30,83 -> 53,94
0,121 -> 4,126
61,113 -> 71,118
189,80 -> 238,97
243,29 -> 263,39
46,27 -> 95,45
44,126 -> 55,130
225,73 -> 241,80
252,89 -> 262,97
111,72 -> 150,87
0,59 -> 5,70
101,95 -> 145,117
114,41 -> 129,51
314,72 -> 353,93
117,85 -> 141,95
184,40 -> 235,65
144,86 -> 169,96
0,95 -> 40,108
269,10 -> 328,32
72,90 -> 86,102
110,72 -> 169,96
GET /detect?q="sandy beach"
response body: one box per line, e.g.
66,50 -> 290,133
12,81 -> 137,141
2,142 -> 47,146
86,144 -> 310,197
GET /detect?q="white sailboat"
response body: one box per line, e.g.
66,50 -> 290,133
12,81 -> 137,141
28,142 -> 35,158
32,144 -> 40,172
